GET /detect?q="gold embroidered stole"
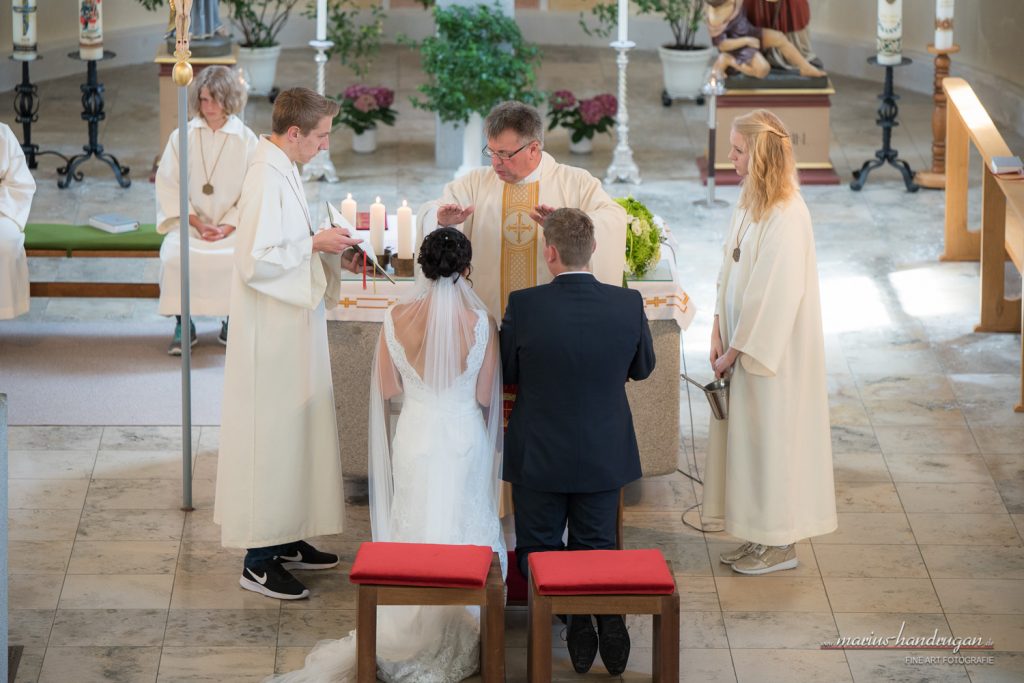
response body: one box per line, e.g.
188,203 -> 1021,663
500,181 -> 540,316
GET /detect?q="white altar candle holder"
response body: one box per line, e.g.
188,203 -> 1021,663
605,39 -> 641,185
694,75 -> 728,208
301,2 -> 340,183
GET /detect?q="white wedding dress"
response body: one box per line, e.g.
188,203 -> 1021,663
268,275 -> 506,683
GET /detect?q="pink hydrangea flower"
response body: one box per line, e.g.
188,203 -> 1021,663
551,90 -> 576,111
353,93 -> 378,113
371,87 -> 394,109
594,93 -> 617,118
579,98 -> 605,126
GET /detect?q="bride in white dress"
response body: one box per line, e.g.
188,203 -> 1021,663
268,227 -> 507,683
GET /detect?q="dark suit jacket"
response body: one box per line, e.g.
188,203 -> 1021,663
500,273 -> 656,493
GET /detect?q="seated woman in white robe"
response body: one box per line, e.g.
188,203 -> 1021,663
156,65 -> 257,354
0,122 -> 36,320
268,228 -> 507,683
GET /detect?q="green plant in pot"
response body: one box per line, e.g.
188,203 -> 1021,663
404,3 -> 542,176
223,0 -> 300,96
581,0 -> 711,104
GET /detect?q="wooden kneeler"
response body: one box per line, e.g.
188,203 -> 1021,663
527,549 -> 679,682
349,542 -> 506,682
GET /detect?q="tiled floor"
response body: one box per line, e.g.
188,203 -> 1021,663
2,45 -> 1023,682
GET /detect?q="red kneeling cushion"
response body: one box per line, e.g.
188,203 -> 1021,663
349,542 -> 493,589
529,549 -> 675,596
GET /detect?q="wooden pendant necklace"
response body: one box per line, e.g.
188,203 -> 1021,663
733,208 -> 751,262
198,127 -> 228,195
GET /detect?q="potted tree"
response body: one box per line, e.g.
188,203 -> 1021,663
224,0 -> 300,96
582,0 -> 711,104
406,3 -> 542,176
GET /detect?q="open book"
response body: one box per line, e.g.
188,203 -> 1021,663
326,202 -> 396,284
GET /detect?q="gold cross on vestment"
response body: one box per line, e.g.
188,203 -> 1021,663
507,212 -> 534,244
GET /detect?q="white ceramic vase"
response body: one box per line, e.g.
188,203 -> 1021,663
568,136 -> 593,155
352,126 -> 378,154
658,45 -> 714,100
235,45 -> 281,97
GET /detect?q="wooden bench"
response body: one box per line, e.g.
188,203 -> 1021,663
941,78 -> 1024,412
25,223 -> 163,298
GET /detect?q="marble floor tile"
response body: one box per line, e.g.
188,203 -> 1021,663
731,648 -> 853,683
832,451 -> 893,483
965,652 -> 1024,683
723,611 -> 839,650
970,424 -> 1024,455
834,481 -> 904,513
625,475 -> 699,511
932,579 -> 1024,615
58,574 -> 174,610
813,513 -> 916,545
278,568 -> 358,610
175,542 -> 245,575
162,609 -> 279,647
9,508 -> 82,542
896,482 -> 1008,514
946,613 -> 1024,652
677,576 -> 723,612
855,374 -> 956,401
873,425 -> 979,455
8,609 -> 56,649
13,646 -> 46,683
823,577 -> 942,613
168,572 -> 282,611
76,508 -> 186,542
883,452 -> 996,484
830,425 -> 882,454
276,609 -> 357,647
7,426 -> 103,451
813,544 -> 928,579
37,646 -> 161,683
67,541 -> 180,575
92,450 -> 189,480
84,478 -> 184,510
273,647 -> 310,675
48,609 -> 168,647
907,513 -> 1022,546
678,611 -> 729,649
181,509 -> 221,543
156,646 -> 280,682
709,543 -> 820,578
845,650 -> 970,683
7,479 -> 90,510
627,540 -> 713,576
8,451 -> 97,479
8,541 -> 74,575
920,544 -> 1024,580
832,612 -> 952,641
99,426 -> 201,451
715,577 -> 831,613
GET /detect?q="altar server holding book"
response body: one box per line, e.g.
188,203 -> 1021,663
156,65 -> 257,354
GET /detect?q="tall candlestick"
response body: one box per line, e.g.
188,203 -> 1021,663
316,0 -> 327,42
934,0 -> 954,50
617,0 -> 628,44
370,196 -> 385,254
396,200 -> 413,258
341,192 -> 357,226
79,0 -> 103,61
877,0 -> 902,65
12,0 -> 37,62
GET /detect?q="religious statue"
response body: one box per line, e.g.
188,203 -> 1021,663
704,0 -> 825,80
743,0 -> 821,71
165,0 -> 231,57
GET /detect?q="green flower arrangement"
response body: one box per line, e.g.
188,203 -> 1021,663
619,197 -> 662,278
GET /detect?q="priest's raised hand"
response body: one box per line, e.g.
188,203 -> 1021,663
436,203 -> 475,226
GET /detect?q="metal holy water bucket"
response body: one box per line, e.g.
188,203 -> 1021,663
681,373 -> 730,420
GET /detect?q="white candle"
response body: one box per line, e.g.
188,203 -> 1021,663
397,200 -> 413,259
79,0 -> 103,61
316,0 -> 327,42
617,0 -> 628,44
12,0 -> 37,62
876,0 -> 902,65
370,196 -> 385,254
341,192 -> 357,226
934,0 -> 954,50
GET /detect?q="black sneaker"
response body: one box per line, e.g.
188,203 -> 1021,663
239,561 -> 309,600
566,614 -> 599,674
218,319 -> 228,346
275,540 -> 339,570
596,614 -> 631,675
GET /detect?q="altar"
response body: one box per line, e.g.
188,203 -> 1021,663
325,228 -> 696,480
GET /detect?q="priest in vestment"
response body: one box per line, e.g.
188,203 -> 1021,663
417,101 -> 627,321
215,88 -> 361,601
0,122 -> 36,320
704,109 -> 836,575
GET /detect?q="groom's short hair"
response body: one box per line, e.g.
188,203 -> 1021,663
543,208 -> 595,268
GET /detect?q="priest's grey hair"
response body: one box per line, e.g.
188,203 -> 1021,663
485,101 -> 544,147
188,66 -> 247,120
543,208 -> 595,268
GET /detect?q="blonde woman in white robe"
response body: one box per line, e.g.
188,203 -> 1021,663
156,65 -> 257,354
0,122 -> 36,320
703,109 -> 836,575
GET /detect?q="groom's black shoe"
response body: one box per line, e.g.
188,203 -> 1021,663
566,615 -> 599,673
596,614 -> 631,675
275,540 -> 339,570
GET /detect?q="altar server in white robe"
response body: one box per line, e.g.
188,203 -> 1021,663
704,109 -> 836,575
215,88 -> 361,601
156,65 -> 258,355
418,101 -> 627,321
0,122 -> 36,320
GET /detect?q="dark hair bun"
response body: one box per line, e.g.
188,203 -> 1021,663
418,227 -> 472,280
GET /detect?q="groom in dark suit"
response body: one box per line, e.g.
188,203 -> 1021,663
500,208 -> 655,676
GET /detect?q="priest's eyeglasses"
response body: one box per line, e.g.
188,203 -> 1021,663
482,141 -> 535,161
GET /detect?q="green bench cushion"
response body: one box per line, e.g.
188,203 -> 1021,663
24,223 -> 163,255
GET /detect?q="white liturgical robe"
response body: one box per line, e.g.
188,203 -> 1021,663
0,122 -> 35,320
419,152 -> 627,320
214,137 -> 344,549
155,116 -> 258,316
703,195 -> 837,546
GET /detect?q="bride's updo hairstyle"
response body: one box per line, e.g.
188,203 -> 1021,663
418,227 -> 473,281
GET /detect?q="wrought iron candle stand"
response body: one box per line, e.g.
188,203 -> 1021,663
301,38 -> 340,183
605,39 -> 641,185
57,51 -> 131,189
11,57 -> 68,170
850,56 -> 918,193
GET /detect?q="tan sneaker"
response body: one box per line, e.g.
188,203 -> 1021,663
731,544 -> 798,575
719,541 -> 756,565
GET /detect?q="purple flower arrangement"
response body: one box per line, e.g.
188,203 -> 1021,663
546,90 -> 618,143
334,85 -> 397,135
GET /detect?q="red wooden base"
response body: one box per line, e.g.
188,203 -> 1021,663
697,155 -> 841,186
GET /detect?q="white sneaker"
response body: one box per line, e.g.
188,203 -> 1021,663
731,544 -> 799,575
